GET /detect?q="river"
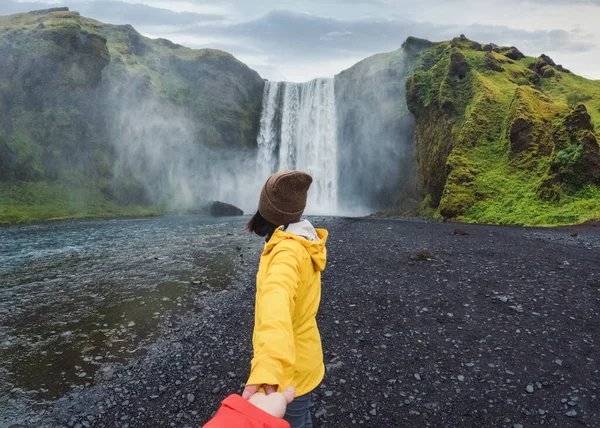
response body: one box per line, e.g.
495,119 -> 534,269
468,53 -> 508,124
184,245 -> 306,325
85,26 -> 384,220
0,216 -> 260,427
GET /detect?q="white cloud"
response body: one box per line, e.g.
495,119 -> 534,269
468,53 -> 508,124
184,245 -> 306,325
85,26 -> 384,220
1,0 -> 599,80
118,0 -> 229,15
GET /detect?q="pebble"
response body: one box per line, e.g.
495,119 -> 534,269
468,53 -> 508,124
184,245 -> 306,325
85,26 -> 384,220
414,373 -> 421,381
187,393 -> 195,403
565,410 -> 577,417
526,384 -> 534,393
315,408 -> 327,418
325,391 -> 333,397
457,375 -> 465,382
212,386 -> 221,394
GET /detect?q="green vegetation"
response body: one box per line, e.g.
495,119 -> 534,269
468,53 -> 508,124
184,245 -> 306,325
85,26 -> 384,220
0,181 -> 162,224
0,8 -> 264,224
406,35 -> 600,225
2,9 -> 598,227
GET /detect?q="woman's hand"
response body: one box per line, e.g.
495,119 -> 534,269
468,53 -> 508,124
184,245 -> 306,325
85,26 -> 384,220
242,384 -> 277,400
248,386 -> 296,418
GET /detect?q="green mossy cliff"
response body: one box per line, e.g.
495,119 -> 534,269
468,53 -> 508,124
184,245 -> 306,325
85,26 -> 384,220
405,35 -> 600,225
1,9 -> 599,226
0,8 -> 264,223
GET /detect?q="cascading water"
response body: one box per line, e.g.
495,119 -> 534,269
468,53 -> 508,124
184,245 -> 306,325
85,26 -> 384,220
256,78 -> 338,215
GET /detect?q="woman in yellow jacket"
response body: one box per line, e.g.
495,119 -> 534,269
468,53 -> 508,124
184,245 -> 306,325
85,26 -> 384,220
242,170 -> 328,428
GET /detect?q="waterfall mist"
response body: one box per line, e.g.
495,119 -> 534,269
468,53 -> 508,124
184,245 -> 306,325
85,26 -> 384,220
106,78 -> 264,214
255,48 -> 417,217
105,48 -> 416,218
335,48 -> 417,215
257,79 -> 338,215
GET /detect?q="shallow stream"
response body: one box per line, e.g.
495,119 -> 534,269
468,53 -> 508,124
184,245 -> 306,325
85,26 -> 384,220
0,216 -> 259,426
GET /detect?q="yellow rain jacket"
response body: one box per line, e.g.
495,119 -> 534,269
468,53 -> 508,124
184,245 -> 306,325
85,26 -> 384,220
247,222 -> 328,396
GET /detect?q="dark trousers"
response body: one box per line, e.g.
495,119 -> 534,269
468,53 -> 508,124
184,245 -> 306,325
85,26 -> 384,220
284,392 -> 313,428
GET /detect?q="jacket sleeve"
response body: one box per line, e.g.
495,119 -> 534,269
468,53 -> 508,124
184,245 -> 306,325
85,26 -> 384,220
203,394 -> 290,428
247,245 -> 299,390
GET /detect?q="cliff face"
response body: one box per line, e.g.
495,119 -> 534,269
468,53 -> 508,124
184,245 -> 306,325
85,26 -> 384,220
0,9 -> 264,223
335,47 -> 418,213
2,8 -> 598,226
406,35 -> 600,225
0,8 -> 111,182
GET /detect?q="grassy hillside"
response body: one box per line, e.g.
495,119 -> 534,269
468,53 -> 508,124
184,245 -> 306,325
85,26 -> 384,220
0,8 -> 264,224
405,35 -> 600,225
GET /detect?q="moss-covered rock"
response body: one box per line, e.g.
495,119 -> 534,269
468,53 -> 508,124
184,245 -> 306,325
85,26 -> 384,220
501,46 -> 525,61
402,36 -> 434,60
549,105 -> 600,186
451,35 -> 483,52
505,87 -> 562,154
450,51 -> 469,79
484,52 -> 505,72
406,35 -> 600,225
439,152 -> 477,217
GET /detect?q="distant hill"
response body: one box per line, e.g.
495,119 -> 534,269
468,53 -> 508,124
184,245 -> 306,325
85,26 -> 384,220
0,8 -> 264,223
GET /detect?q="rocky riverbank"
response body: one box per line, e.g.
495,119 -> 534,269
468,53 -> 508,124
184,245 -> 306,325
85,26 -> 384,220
14,217 -> 600,427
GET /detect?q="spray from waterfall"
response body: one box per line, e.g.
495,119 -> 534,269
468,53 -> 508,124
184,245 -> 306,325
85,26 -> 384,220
256,78 -> 339,215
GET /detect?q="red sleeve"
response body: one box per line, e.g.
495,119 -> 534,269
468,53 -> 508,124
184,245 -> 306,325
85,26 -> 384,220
203,394 -> 291,428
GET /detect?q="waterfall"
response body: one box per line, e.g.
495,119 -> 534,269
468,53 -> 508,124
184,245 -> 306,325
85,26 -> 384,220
256,78 -> 338,215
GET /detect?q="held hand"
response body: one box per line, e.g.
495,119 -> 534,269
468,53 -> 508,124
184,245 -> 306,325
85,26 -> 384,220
248,386 -> 296,418
242,384 -> 277,400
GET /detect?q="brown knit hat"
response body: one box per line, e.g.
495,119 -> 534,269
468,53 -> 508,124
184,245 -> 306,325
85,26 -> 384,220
258,170 -> 313,226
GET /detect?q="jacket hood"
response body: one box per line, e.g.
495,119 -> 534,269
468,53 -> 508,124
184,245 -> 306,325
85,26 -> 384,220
264,220 -> 328,272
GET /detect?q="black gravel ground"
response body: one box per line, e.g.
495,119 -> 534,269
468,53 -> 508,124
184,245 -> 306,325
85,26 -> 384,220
30,217 -> 600,428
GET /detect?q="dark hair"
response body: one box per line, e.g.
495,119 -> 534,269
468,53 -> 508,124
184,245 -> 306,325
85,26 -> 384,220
247,211 -> 279,238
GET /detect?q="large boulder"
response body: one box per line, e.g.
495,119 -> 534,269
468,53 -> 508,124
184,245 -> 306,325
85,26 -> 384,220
540,54 -> 556,67
401,36 -> 434,59
530,54 -> 570,78
451,35 -> 483,51
550,105 -> 600,186
210,201 -> 244,217
509,117 -> 536,152
563,104 -> 594,132
484,52 -> 504,72
504,47 -> 525,60
450,51 -> 468,79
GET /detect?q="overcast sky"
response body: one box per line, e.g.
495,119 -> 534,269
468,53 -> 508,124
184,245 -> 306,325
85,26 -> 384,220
2,0 -> 600,81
